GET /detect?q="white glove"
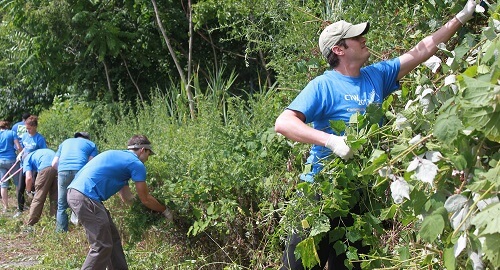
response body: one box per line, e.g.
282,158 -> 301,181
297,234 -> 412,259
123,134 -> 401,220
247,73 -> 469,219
26,191 -> 34,200
162,208 -> 173,222
325,134 -> 353,160
456,0 -> 477,24
16,151 -> 23,162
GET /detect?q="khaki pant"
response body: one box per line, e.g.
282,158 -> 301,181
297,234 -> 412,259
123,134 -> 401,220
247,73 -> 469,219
67,188 -> 128,270
27,166 -> 57,225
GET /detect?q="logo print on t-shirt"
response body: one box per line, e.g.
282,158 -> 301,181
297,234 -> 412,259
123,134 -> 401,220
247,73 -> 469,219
17,125 -> 27,137
345,89 -> 379,112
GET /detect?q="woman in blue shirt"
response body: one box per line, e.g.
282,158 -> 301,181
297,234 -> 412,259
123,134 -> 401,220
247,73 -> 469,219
0,120 -> 23,213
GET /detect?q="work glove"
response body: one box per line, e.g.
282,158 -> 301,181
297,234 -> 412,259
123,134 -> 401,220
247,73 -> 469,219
325,134 -> 353,160
162,208 -> 173,222
26,191 -> 35,201
16,152 -> 23,162
456,0 -> 477,24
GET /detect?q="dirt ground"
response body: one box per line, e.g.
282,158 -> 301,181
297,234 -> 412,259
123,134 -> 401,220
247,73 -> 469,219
0,195 -> 40,269
0,230 -> 40,269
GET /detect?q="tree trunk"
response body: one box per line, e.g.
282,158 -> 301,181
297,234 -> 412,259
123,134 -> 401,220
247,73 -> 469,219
102,60 -> 114,101
121,54 -> 144,103
151,0 -> 196,119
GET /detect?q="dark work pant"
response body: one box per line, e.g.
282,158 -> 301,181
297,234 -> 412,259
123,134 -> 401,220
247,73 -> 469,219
17,172 -> 26,211
17,171 -> 36,211
281,200 -> 368,269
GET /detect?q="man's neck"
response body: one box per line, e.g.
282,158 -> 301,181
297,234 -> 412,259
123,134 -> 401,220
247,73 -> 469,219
334,63 -> 362,77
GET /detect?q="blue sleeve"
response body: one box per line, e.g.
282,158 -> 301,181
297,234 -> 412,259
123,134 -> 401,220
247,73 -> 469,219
39,136 -> 47,149
130,161 -> 147,182
287,80 -> 327,124
367,58 -> 401,98
90,144 -> 98,157
55,143 -> 63,157
22,158 -> 33,172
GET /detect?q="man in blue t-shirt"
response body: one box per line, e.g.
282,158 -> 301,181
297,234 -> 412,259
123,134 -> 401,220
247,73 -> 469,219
52,131 -> 98,232
22,148 -> 57,226
275,1 -> 479,269
67,135 -> 172,270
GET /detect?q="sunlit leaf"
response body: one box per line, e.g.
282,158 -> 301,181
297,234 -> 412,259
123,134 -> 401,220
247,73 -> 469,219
309,215 -> 330,237
408,157 -> 438,186
425,151 -> 443,162
471,202 -> 500,235
454,234 -> 467,258
445,194 -> 469,213
423,55 -> 441,73
482,233 -> 500,267
390,178 -> 410,204
296,237 -> 320,268
450,203 -> 471,231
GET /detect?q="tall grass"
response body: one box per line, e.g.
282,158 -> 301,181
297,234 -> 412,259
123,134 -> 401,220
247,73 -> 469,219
27,67 -> 300,268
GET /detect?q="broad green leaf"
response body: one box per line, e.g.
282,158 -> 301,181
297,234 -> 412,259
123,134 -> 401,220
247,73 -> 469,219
481,39 -> 499,63
463,105 -> 500,143
471,202 -> 500,235
329,227 -> 345,242
365,103 -> 384,126
398,246 -> 410,262
461,75 -> 498,104
380,204 -> 398,220
309,214 -> 330,237
449,155 -> 468,171
444,194 -> 469,213
346,246 -> 359,261
482,233 -> 500,267
295,237 -> 320,268
444,247 -> 456,270
390,144 -> 408,156
461,66 -> 478,78
482,26 -> 498,41
434,113 -> 462,143
346,228 -> 362,242
206,203 -> 214,215
359,153 -> 387,176
454,42 -> 470,59
333,240 -> 347,256
411,189 -> 428,216
330,120 -> 346,134
481,164 -> 500,187
419,213 -> 445,242
302,219 -> 310,229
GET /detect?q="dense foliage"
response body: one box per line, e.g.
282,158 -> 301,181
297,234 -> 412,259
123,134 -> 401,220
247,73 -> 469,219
0,0 -> 498,269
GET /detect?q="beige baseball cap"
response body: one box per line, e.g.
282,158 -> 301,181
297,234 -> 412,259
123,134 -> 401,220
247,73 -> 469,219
319,20 -> 370,58
127,144 -> 156,155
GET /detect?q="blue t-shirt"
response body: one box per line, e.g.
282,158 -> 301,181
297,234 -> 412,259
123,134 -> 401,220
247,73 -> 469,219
0,130 -> 18,160
12,121 -> 27,141
20,132 -> 47,157
68,150 -> 147,202
55,138 -> 98,171
22,148 -> 56,173
287,58 -> 401,181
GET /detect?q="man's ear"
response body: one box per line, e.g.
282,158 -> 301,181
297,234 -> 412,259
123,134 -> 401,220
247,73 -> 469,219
331,45 -> 344,56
